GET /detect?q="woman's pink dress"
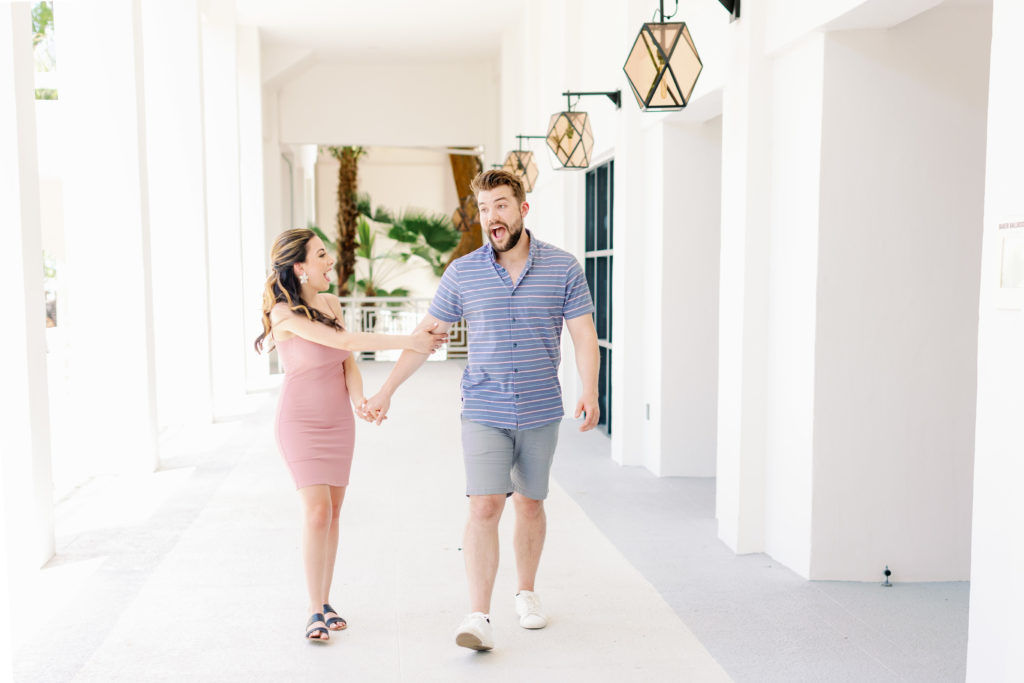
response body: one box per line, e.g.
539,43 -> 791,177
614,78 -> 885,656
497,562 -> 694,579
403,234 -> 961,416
273,335 -> 355,489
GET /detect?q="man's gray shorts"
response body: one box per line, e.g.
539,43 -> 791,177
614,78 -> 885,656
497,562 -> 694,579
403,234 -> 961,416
461,417 -> 560,501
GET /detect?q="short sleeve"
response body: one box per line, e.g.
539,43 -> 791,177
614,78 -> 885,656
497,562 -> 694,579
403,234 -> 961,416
428,260 -> 464,322
562,257 -> 594,319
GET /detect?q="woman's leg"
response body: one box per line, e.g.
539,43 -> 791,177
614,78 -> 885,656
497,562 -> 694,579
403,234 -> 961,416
298,484 -> 333,637
321,486 -> 347,616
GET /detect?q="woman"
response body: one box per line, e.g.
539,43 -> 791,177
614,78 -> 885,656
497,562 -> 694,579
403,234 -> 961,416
254,228 -> 446,642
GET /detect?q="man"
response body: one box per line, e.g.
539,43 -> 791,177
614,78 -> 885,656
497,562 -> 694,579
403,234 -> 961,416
362,169 -> 600,652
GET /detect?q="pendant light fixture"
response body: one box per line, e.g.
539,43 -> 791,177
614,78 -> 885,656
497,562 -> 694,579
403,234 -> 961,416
546,90 -> 620,169
502,135 -> 545,192
623,1 -> 703,111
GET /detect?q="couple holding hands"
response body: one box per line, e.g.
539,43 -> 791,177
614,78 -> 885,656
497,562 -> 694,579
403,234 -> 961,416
254,170 -> 600,650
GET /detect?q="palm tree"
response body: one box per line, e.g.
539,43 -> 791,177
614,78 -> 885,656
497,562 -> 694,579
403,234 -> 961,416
324,146 -> 365,295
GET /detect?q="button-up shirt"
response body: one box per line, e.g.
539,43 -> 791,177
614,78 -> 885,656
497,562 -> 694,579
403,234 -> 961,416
428,231 -> 594,430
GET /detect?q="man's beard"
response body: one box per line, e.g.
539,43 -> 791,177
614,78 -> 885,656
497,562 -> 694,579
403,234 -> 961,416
487,216 -> 524,253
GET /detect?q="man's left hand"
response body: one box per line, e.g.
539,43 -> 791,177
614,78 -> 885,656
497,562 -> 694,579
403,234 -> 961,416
574,392 -> 600,432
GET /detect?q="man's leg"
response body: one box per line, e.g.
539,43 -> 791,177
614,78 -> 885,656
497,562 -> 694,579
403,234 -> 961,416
464,493 -> 507,613
508,421 -> 560,629
512,493 -> 546,593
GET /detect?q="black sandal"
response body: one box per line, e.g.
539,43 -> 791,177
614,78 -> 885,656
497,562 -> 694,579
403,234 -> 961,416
306,613 -> 329,641
323,603 -> 347,631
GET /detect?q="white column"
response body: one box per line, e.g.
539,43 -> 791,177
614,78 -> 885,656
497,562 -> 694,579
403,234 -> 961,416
658,119 -> 722,477
299,143 -> 318,229
0,2 -> 56,673
59,0 -> 159,471
761,33 -> 826,578
237,26 -> 270,390
201,1 -> 249,417
609,103 -> 648,467
967,0 -> 1024,678
139,0 -> 213,429
716,2 -> 771,553
640,122 -> 665,473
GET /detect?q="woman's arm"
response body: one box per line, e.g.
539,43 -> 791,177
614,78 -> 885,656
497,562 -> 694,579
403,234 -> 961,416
271,301 -> 445,353
343,354 -> 368,417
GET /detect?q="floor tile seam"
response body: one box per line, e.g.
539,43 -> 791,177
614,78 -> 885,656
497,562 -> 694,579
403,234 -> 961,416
800,594 -> 910,681
807,582 -> 911,653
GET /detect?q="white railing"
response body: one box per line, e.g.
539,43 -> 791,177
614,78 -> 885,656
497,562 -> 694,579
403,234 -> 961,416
335,296 -> 467,362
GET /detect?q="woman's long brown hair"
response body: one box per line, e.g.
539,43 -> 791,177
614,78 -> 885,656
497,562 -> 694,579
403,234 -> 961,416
254,228 -> 344,353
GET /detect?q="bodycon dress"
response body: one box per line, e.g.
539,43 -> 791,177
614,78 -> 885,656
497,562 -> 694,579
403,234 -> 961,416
273,335 -> 355,489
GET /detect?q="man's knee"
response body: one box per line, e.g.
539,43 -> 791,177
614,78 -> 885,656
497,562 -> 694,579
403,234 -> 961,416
468,494 -> 506,524
512,493 -> 545,520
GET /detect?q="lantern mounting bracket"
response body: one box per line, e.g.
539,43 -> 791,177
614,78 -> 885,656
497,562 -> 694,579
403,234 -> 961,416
561,90 -> 622,111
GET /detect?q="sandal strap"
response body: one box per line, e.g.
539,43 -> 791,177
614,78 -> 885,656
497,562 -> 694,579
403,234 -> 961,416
306,625 -> 329,639
323,604 -> 347,624
307,613 -> 326,628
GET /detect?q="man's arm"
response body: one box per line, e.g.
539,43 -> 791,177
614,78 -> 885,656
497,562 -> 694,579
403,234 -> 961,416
363,313 -> 454,425
565,314 -> 600,431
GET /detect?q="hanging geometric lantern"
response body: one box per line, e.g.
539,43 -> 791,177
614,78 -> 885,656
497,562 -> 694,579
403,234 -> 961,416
501,134 -> 544,193
623,16 -> 702,111
451,193 -> 478,233
546,110 -> 593,169
502,151 -> 538,192
545,91 -> 618,170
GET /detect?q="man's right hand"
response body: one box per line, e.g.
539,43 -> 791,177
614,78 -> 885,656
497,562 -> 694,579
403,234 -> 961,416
363,391 -> 392,426
409,322 -> 448,354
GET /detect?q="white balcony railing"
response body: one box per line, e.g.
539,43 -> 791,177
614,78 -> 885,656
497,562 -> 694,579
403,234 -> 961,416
335,296 -> 467,362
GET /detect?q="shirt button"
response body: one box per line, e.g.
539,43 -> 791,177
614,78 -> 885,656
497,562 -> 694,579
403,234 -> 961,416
515,394 -> 520,398
512,318 -> 516,322
513,343 -> 518,348
514,368 -> 518,373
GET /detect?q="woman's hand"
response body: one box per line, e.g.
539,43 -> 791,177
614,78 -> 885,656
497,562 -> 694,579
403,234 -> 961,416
409,322 -> 448,354
353,397 -> 374,422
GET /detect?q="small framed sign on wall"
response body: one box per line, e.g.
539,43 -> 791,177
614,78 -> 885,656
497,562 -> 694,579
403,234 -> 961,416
997,219 -> 1024,310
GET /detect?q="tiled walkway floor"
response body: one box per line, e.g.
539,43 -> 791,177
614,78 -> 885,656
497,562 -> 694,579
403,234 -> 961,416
13,362 -> 727,682
13,361 -> 968,682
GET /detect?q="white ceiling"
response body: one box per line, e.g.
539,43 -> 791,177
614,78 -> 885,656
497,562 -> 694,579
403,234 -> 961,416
234,0 -> 526,62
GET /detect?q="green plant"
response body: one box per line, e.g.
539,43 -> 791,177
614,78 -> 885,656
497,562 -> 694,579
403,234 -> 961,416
388,209 -> 461,276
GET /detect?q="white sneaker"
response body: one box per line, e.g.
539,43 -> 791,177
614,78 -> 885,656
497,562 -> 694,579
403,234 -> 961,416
515,590 -> 548,629
454,612 -> 494,651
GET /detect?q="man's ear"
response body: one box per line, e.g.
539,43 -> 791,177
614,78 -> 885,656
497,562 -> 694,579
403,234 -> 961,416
520,201 -> 530,218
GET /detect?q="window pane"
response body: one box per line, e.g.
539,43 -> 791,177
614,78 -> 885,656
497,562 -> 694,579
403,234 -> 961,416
605,349 -> 612,435
607,257 -> 613,343
585,170 -> 596,252
585,258 -> 595,311
596,165 -> 608,251
608,159 -> 615,250
596,256 -> 608,339
599,346 -> 607,427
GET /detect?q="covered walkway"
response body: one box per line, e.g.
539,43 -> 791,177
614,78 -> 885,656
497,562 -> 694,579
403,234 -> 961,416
11,363 -> 964,682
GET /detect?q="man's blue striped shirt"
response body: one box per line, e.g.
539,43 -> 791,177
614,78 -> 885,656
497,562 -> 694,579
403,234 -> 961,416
428,232 -> 594,430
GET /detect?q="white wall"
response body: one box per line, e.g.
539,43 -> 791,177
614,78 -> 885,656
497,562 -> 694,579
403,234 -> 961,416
967,0 -> 1024,678
810,4 -> 989,580
277,60 -> 500,162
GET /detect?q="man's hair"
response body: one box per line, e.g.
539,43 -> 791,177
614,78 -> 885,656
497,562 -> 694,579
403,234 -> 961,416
470,169 -> 526,205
